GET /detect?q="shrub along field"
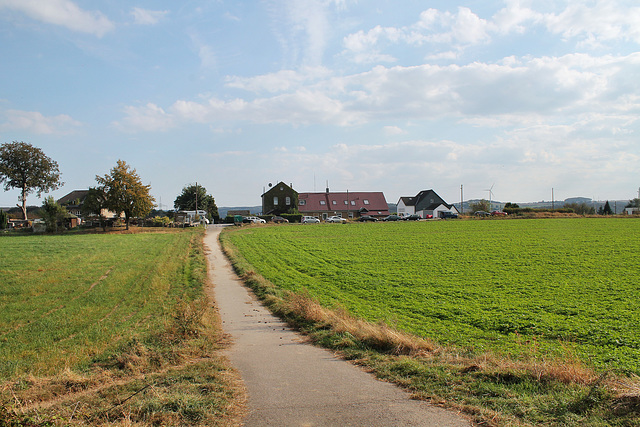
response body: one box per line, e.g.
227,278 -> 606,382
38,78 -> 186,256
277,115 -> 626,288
0,228 -> 243,426
222,218 -> 640,425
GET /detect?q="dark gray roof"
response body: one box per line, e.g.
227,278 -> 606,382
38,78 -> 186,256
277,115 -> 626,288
57,190 -> 89,206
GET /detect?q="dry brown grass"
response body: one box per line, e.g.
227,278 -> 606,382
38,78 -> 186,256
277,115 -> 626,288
238,266 -> 608,388
285,291 -> 436,355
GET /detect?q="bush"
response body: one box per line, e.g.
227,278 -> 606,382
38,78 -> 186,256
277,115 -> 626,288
282,213 -> 302,223
148,216 -> 172,227
40,196 -> 68,233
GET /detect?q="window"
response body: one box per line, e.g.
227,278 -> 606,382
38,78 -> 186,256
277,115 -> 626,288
320,200 -> 326,205
364,199 -> 369,205
351,201 -> 356,206
344,200 -> 348,205
273,196 -> 278,205
332,200 -> 337,205
299,200 -> 306,206
286,197 -> 291,205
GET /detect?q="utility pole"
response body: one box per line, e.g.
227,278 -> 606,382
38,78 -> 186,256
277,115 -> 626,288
195,181 -> 198,214
460,184 -> 463,214
552,188 -> 554,211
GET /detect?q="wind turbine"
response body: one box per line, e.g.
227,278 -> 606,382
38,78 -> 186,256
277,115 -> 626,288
485,183 -> 495,212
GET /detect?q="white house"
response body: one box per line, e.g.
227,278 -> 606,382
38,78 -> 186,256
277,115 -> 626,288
397,189 -> 459,218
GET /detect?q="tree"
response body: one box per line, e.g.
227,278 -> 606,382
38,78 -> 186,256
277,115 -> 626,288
0,141 -> 63,220
95,160 -> 155,230
81,187 -> 108,231
174,183 -> 219,220
602,200 -> 613,215
625,198 -> 640,209
565,202 -> 595,215
0,209 -> 7,229
40,196 -> 68,233
469,199 -> 490,213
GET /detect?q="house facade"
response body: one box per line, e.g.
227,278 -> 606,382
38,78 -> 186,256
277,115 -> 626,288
57,189 -> 122,219
298,189 -> 389,220
261,182 -> 298,215
57,190 -> 89,217
397,189 -> 459,218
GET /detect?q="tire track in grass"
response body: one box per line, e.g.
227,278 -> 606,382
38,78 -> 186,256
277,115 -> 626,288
0,266 -> 115,339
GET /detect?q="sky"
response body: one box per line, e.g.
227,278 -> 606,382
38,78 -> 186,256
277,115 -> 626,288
1,0 -> 639,209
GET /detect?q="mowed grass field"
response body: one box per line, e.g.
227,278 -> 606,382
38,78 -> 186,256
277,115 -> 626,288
0,229 -> 242,426
223,218 -> 640,375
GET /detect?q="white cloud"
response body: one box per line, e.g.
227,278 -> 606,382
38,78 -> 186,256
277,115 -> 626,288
1,110 -> 82,134
342,2 -> 640,64
113,103 -> 174,132
0,0 -> 114,37
131,7 -> 168,25
383,125 -> 406,136
225,67 -> 332,93
117,52 -> 640,135
492,0 -> 542,34
172,90 -> 361,126
543,1 -> 640,44
343,7 -> 492,63
265,0 -> 332,67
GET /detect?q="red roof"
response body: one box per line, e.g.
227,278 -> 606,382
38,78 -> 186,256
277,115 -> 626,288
298,192 -> 389,216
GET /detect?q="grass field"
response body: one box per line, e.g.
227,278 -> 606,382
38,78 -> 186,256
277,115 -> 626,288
221,218 -> 640,425
223,218 -> 640,374
0,228 -> 243,426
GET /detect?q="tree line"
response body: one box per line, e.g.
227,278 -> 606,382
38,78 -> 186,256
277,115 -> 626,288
0,141 -> 218,231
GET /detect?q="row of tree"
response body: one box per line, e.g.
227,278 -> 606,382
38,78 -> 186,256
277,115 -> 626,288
1,141 -> 219,231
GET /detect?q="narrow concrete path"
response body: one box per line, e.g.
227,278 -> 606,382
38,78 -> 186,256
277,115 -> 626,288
205,225 -> 471,427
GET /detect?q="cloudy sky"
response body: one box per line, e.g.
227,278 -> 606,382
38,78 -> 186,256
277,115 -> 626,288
1,0 -> 639,209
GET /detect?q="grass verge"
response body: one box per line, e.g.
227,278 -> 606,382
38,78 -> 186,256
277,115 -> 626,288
0,228 -> 245,426
220,226 -> 640,426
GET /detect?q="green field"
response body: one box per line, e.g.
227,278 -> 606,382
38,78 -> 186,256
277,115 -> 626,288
223,218 -> 640,374
0,230 -> 203,377
0,229 -> 241,426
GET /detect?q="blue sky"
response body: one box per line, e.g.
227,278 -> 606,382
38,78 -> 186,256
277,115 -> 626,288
1,0 -> 639,209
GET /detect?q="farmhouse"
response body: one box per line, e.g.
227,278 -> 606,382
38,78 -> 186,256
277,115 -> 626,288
298,188 -> 389,220
261,182 -> 298,215
397,189 -> 459,219
57,190 -> 122,220
57,190 -> 89,217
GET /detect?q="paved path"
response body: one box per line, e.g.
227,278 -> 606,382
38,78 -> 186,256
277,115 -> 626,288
205,225 -> 471,427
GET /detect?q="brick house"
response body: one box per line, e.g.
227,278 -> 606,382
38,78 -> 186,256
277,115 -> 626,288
298,188 -> 389,220
261,182 -> 298,215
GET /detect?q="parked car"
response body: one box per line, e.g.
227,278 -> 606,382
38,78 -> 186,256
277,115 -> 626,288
382,215 -> 402,221
441,212 -> 459,219
358,215 -> 378,222
326,216 -> 347,223
491,211 -> 507,216
272,216 -> 289,223
474,211 -> 490,217
301,216 -> 320,223
403,214 -> 421,221
243,216 -> 266,223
